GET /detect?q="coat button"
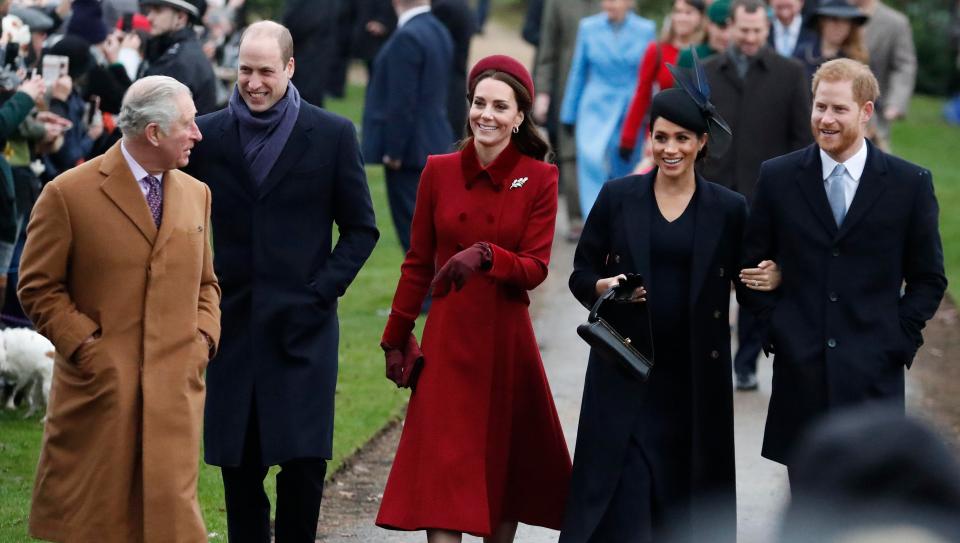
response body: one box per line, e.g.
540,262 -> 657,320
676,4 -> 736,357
486,214 -> 495,224
713,310 -> 722,319
710,350 -> 720,359
718,267 -> 725,277
829,292 -> 839,302
459,212 -> 467,222
832,247 -> 841,257
827,338 -> 837,348
613,254 -> 621,264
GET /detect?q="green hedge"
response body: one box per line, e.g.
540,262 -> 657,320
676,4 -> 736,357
887,0 -> 956,96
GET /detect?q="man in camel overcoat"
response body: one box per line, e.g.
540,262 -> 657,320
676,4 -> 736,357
18,75 -> 221,543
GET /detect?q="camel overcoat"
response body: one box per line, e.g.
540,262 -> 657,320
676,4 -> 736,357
17,142 -> 221,543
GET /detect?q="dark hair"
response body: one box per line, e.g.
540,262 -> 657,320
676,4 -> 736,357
647,88 -> 710,161
729,0 -> 767,22
459,70 -> 551,161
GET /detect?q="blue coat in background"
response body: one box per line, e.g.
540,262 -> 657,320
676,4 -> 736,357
187,103 -> 379,466
361,11 -> 454,169
560,11 -> 655,216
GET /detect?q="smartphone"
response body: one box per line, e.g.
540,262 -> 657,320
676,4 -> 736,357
86,96 -> 101,125
42,55 -> 69,86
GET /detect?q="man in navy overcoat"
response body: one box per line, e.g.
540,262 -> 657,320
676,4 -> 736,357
186,21 -> 379,542
361,0 -> 454,252
742,59 -> 946,478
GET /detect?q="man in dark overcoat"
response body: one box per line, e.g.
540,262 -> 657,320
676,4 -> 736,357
741,58 -> 946,479
700,0 -> 812,391
185,21 -> 379,542
767,0 -> 817,58
282,0 -> 339,108
432,0 -> 477,136
361,0 -> 453,252
352,0 -> 397,76
138,0 -> 218,114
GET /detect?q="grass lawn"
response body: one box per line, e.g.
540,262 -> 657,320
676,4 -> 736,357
892,96 -> 960,300
0,83 -> 412,541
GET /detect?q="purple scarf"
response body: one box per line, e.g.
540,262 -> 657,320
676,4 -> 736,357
228,82 -> 301,185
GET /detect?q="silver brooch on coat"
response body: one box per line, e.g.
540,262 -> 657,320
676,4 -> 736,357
510,177 -> 528,190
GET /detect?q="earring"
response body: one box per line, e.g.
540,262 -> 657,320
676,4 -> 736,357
512,125 -> 520,134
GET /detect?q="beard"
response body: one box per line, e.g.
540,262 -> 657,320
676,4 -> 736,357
812,121 -> 862,157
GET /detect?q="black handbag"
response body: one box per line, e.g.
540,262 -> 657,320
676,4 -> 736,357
576,287 -> 655,381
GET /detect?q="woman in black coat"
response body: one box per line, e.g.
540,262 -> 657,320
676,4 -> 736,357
561,82 -> 779,542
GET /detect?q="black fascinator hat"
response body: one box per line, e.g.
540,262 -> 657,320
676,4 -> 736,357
650,49 -> 732,158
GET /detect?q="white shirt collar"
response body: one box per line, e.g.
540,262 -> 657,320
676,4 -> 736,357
120,140 -> 163,184
773,13 -> 803,36
820,138 -> 868,182
772,15 -> 803,55
397,5 -> 431,28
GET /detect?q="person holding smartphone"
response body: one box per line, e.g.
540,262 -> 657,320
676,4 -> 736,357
563,73 -> 779,542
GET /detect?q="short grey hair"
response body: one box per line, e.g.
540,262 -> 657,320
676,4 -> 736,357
118,76 -> 191,138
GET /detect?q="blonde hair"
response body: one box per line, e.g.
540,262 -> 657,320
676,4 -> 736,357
812,58 -> 880,106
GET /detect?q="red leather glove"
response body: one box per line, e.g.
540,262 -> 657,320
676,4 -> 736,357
430,242 -> 493,297
381,333 -> 425,389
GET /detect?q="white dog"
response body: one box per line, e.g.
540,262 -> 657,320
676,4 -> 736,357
0,327 -> 55,419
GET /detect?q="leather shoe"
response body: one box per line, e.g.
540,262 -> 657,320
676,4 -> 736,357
736,372 -> 758,391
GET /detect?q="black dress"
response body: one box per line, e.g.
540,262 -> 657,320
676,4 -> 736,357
563,173 -> 744,543
591,191 -> 698,542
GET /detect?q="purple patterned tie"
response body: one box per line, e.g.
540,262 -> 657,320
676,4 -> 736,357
144,175 -> 162,228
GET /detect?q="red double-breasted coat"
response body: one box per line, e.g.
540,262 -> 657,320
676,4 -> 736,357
378,141 -> 572,536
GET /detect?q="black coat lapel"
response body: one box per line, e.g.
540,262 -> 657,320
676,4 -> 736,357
794,144 -> 839,236
219,118 -> 256,201
836,141 -> 888,241
689,177 -> 724,308
624,173 -> 654,286
257,116 -> 313,201
717,56 -> 744,92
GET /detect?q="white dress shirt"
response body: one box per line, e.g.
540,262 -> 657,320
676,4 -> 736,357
820,138 -> 869,211
773,15 -> 803,57
397,5 -> 431,28
120,141 -> 164,200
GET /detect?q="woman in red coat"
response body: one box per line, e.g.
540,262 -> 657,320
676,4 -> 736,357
618,0 -> 706,163
377,55 -> 572,542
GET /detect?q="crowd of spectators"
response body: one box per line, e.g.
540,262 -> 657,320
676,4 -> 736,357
0,0 -> 251,324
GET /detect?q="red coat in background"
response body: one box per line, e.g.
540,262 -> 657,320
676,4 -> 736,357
619,42 -> 679,151
378,141 -> 572,537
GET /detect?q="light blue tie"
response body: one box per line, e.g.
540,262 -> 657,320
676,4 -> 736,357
826,164 -> 847,226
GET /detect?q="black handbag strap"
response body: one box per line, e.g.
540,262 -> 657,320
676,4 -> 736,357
589,286 -> 656,363
588,288 -> 616,322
